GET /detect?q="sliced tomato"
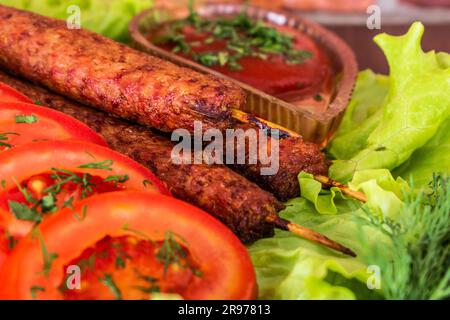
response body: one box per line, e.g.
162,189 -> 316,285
0,141 -> 170,261
0,191 -> 256,300
0,224 -> 12,267
0,102 -> 108,150
0,82 -> 33,104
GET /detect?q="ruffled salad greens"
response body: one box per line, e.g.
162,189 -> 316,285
249,22 -> 450,300
328,22 -> 450,183
0,0 -> 152,42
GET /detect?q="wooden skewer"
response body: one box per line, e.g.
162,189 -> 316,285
266,214 -> 357,257
231,108 -> 301,138
231,108 -> 368,204
233,108 -> 361,256
314,175 -> 368,203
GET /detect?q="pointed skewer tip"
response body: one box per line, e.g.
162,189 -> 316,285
266,214 -> 357,257
314,175 -> 368,203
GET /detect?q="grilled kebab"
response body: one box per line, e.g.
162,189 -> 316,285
0,70 -> 355,256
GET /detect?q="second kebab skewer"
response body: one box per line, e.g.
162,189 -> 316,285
0,71 -> 357,257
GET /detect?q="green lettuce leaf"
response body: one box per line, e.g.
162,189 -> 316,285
0,0 -> 152,42
297,172 -> 359,215
298,170 -> 407,219
327,70 -> 389,160
250,172 -> 411,299
328,57 -> 450,190
249,197 -> 389,300
437,52 -> 450,68
329,22 -> 450,182
393,118 -> 450,189
249,200 -> 374,300
329,54 -> 450,190
249,169 -> 414,300
349,170 -> 408,220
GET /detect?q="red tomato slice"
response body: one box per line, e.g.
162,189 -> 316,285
0,102 -> 108,150
0,82 -> 33,104
0,225 -> 11,267
0,191 -> 256,300
0,141 -> 170,261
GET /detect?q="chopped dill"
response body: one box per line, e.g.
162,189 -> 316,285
359,174 -> 450,300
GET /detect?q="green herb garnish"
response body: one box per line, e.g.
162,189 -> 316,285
5,230 -> 18,250
153,1 -> 312,71
41,194 -> 57,213
9,200 -> 42,222
122,224 -> 154,242
63,196 -> 75,209
13,177 -> 35,203
8,160 -> 124,224
77,159 -> 113,170
78,254 -> 96,273
313,93 -> 323,102
0,132 -> 18,149
134,273 -> 160,294
112,243 -> 131,270
30,285 -> 45,299
99,274 -> 122,300
104,174 -> 129,186
115,256 -> 126,269
15,115 -> 38,124
73,205 -> 88,222
46,169 -> 94,199
143,179 -> 153,188
156,231 -> 189,275
32,228 -> 58,277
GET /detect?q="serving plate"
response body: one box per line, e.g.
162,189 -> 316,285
129,3 -> 358,144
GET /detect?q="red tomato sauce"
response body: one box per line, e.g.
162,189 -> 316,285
151,23 -> 333,108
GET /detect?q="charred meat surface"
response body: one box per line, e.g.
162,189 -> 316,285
228,123 -> 329,201
238,135 -> 329,201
